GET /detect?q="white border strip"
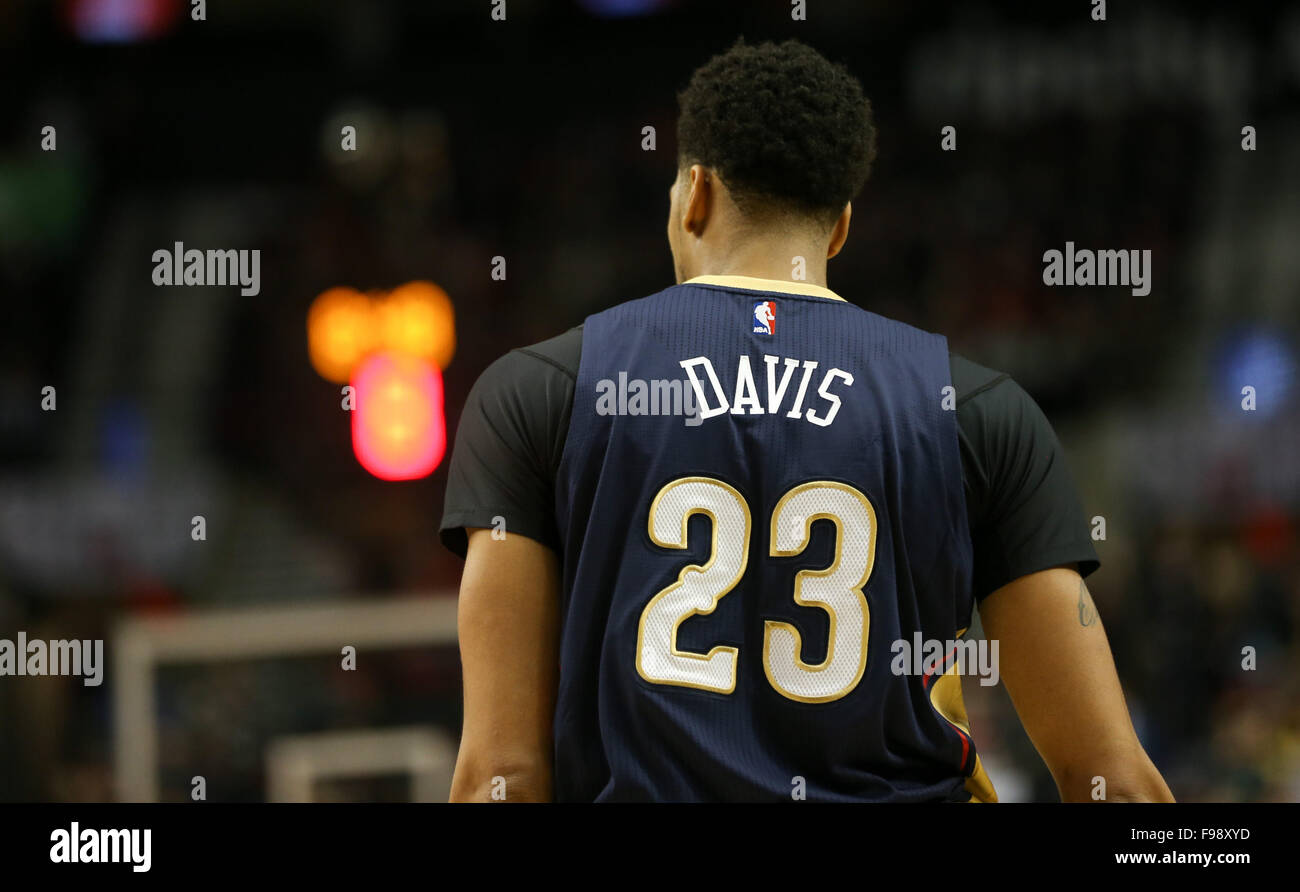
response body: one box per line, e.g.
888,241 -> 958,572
266,725 -> 456,802
112,592 -> 458,801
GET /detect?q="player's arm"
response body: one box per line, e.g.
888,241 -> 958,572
449,527 -> 561,802
953,356 -> 1171,802
979,565 -> 1173,802
438,332 -> 581,802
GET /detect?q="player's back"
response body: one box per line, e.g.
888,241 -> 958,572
554,275 -> 994,802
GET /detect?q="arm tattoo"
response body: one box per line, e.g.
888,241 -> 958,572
1077,579 -> 1098,627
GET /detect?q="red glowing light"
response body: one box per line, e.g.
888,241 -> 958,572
351,352 -> 446,480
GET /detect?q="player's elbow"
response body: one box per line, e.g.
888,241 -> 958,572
1053,745 -> 1174,803
449,752 -> 553,803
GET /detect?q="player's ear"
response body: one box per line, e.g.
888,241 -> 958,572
826,202 -> 852,259
683,164 -> 712,236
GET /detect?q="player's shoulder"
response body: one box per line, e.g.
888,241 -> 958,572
948,352 -> 1058,445
949,353 -> 1013,405
585,284 -> 685,318
472,326 -> 584,393
510,325 -> 584,379
607,280 -> 947,342
458,328 -> 584,441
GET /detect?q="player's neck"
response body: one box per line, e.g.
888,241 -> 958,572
692,240 -> 831,287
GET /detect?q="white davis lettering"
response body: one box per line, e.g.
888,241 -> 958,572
50,823 -> 151,873
152,242 -> 261,296
679,354 -> 853,427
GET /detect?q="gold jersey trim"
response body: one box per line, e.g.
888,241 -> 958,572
683,274 -> 846,303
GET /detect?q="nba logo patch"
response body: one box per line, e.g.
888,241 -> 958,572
753,300 -> 776,335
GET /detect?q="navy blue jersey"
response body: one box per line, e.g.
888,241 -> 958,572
552,276 -> 995,802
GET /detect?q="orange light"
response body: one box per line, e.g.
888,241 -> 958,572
352,352 -> 446,480
379,280 -> 456,369
308,281 -> 456,384
308,287 -> 375,383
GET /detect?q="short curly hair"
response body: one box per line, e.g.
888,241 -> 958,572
676,38 -> 877,226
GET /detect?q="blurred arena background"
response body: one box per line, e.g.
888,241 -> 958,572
1,0 -> 1298,802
